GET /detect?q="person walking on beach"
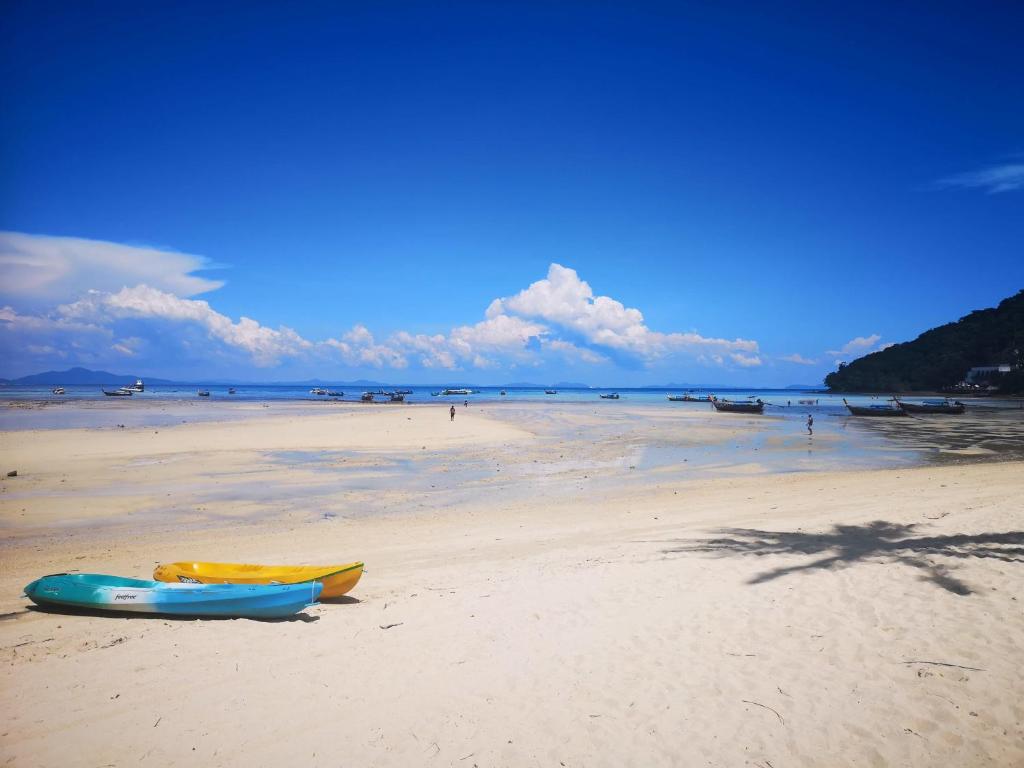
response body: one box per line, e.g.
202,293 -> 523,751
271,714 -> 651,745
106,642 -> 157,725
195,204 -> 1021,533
464,399 -> 468,408
450,405 -> 456,422
807,413 -> 814,436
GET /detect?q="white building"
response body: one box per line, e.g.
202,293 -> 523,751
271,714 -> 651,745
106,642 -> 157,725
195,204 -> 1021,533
965,364 -> 1012,383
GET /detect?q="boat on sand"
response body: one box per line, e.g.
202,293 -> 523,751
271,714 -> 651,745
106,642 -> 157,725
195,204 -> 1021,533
24,573 -> 321,619
710,396 -> 764,414
154,561 -> 364,599
894,398 -> 965,415
843,398 -> 906,417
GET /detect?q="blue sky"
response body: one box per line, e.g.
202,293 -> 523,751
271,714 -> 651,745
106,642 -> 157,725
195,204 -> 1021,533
1,1 -> 1022,384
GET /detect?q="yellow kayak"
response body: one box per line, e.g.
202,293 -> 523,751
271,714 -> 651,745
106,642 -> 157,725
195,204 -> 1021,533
153,561 -> 364,599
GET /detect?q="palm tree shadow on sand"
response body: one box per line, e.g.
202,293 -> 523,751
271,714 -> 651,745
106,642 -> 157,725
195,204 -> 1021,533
662,521 -> 1024,595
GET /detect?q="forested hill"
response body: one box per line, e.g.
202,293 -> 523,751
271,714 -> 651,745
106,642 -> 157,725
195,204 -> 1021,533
824,290 -> 1024,392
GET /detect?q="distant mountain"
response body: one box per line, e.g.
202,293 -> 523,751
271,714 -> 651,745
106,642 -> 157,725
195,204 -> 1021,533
825,289 -> 1024,393
4,367 -> 176,386
785,384 -> 822,390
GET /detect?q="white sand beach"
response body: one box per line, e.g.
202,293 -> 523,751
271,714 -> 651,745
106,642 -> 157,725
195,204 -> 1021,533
1,401 -> 1022,767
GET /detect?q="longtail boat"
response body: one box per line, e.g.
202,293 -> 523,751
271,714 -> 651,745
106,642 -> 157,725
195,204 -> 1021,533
710,396 -> 764,414
154,561 -> 364,599
843,398 -> 906,417
24,573 -> 321,619
599,393 -> 620,399
895,398 -> 965,415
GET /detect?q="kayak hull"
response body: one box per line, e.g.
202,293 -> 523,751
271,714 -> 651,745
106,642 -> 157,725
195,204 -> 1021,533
24,574 -> 321,618
153,561 -> 364,599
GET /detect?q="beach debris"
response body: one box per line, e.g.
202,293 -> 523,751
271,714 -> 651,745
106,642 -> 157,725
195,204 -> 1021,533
901,659 -> 984,671
379,622 -> 403,630
6,470 -> 16,477
741,699 -> 784,724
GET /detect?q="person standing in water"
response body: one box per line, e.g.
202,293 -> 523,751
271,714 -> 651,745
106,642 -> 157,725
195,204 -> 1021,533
450,405 -> 456,422
807,413 -> 814,436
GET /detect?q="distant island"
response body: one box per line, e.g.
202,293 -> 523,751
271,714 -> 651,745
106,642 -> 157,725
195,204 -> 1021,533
825,290 -> 1024,393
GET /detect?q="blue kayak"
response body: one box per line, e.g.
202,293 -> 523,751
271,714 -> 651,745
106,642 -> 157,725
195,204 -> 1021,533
24,573 -> 322,619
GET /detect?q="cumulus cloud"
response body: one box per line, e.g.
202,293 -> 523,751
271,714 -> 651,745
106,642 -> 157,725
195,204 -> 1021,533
323,325 -> 409,369
0,231 -> 222,309
488,263 -> 758,363
729,353 -> 762,367
780,353 -> 817,365
543,339 -> 608,365
936,162 -> 1024,194
57,285 -> 311,366
1,238 -> 761,374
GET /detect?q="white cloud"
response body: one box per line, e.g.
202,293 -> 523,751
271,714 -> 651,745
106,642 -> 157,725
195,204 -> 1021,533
488,263 -> 758,364
1,246 -> 761,374
827,334 -> 881,358
543,339 -> 608,365
937,162 -> 1024,194
323,325 -> 408,369
58,285 -> 311,366
112,337 -> 142,357
0,231 -> 222,308
729,353 -> 762,367
780,353 -> 817,365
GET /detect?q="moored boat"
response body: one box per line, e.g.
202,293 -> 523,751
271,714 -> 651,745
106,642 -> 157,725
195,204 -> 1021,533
310,388 -> 327,395
441,388 -> 473,396
127,379 -> 145,392
667,395 -> 686,401
327,390 -> 344,397
52,386 -> 65,395
102,388 -> 132,396
895,398 -> 965,415
545,390 -> 558,395
710,396 -> 765,414
197,389 -> 210,397
154,561 -> 364,599
361,392 -> 374,402
389,392 -> 405,402
500,390 -> 507,396
228,387 -> 237,394
842,398 -> 906,417
23,573 -> 321,619
600,393 -> 620,399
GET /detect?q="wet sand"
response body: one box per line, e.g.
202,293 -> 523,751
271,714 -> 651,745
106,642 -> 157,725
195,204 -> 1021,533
1,401 -> 1022,766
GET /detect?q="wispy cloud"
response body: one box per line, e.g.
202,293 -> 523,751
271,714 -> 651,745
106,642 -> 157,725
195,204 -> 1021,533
0,231 -> 222,309
779,353 -> 817,365
936,162 -> 1024,194
827,334 -> 881,358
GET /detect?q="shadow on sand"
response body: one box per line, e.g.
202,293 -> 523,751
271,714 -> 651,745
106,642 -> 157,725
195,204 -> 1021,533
662,521 -> 1024,595
24,604 -> 321,623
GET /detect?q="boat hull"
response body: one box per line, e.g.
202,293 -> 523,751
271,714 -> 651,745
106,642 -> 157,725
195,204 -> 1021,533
843,399 -> 906,417
154,561 -> 364,599
711,400 -> 764,414
897,402 -> 965,414
24,574 -> 321,618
